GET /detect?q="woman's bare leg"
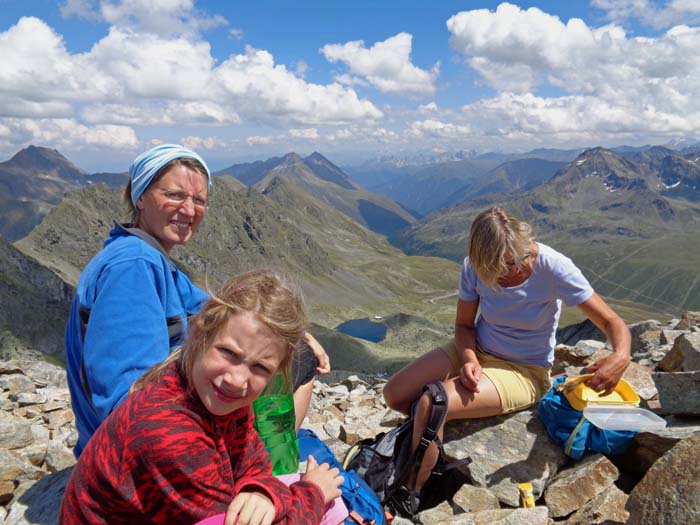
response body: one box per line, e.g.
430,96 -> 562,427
383,347 -> 456,415
293,379 -> 314,431
411,373 -> 502,490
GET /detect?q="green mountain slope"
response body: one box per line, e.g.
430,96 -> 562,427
15,179 -> 460,366
216,152 -> 416,236
394,147 -> 700,313
0,146 -> 85,241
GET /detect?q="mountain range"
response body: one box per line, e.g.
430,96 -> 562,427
215,152 -> 416,236
393,146 -> 700,312
3,141 -> 698,364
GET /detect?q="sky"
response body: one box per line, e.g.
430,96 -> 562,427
2,0 -> 700,172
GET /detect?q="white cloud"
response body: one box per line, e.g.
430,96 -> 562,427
294,60 -> 309,77
0,16 -> 382,153
181,135 -> 227,150
229,28 -> 244,40
288,128 -> 320,139
1,118 -> 138,148
446,2 -> 700,140
419,102 -> 439,113
214,46 -> 382,125
410,119 -> 472,138
321,32 -> 439,95
246,135 -> 277,146
592,0 -> 700,29
100,0 -> 227,37
60,0 -> 101,20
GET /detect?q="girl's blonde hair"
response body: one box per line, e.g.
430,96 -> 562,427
132,269 -> 308,393
468,207 -> 534,287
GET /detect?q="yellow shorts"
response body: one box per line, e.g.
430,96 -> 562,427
441,339 -> 551,414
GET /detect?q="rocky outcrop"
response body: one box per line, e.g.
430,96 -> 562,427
2,313 -> 700,524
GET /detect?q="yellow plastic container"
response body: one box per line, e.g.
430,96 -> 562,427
562,375 -> 640,412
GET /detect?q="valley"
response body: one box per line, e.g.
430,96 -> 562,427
0,143 -> 693,374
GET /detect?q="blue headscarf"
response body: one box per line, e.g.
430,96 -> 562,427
128,144 -> 212,206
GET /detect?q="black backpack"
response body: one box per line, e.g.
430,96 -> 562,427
342,382 -> 471,517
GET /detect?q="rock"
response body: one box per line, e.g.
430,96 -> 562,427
654,371 -> 700,415
563,484 -> 629,525
659,329 -> 685,345
612,431 -> 681,474
458,507 -> 550,524
673,311 -> 700,330
4,468 -> 72,525
443,409 -> 567,507
658,332 -> 700,372
0,375 -> 36,396
0,412 -> 34,450
450,483 -> 501,513
544,454 -> 619,518
626,434 -> 700,525
14,392 -> 47,406
44,440 -> 75,473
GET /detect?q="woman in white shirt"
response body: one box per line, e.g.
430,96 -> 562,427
383,206 -> 631,493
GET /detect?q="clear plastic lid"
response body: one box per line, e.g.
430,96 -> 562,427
583,404 -> 667,432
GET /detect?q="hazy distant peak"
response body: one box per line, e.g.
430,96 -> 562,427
7,145 -> 84,176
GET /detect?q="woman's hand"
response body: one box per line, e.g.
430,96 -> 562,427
459,359 -> 482,393
304,332 -> 331,375
583,351 -> 631,396
225,490 -> 275,525
301,455 -> 343,505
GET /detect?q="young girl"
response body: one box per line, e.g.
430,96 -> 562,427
60,270 -> 343,525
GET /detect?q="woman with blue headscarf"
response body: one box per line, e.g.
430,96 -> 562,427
65,144 -> 213,457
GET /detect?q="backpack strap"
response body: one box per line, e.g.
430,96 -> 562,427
406,382 -> 449,498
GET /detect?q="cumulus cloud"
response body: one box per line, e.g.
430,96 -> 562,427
246,135 -> 277,146
446,2 -> 700,140
100,0 -> 227,38
410,119 -> 472,138
592,0 -> 700,30
0,15 -> 382,153
288,128 -> 320,139
1,118 -> 138,149
321,32 -> 439,95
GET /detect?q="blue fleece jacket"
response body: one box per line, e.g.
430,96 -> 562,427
65,224 -> 208,457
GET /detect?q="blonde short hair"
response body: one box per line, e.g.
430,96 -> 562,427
133,269 -> 308,392
468,207 -> 534,287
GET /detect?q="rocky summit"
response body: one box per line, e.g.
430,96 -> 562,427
2,313 -> 700,525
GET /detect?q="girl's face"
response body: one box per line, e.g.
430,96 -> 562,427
192,311 -> 286,416
136,164 -> 208,254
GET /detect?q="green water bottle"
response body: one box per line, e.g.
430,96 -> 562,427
253,373 -> 299,475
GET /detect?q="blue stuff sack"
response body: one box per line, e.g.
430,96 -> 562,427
298,428 -> 386,525
537,376 -> 637,460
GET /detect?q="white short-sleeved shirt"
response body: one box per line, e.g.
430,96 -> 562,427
458,242 -> 594,367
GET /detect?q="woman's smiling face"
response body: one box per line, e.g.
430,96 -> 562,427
192,311 -> 286,416
136,163 -> 208,254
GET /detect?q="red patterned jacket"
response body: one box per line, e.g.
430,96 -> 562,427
60,363 -> 325,525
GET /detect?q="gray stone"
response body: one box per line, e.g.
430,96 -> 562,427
563,484 -> 629,525
544,454 -> 619,518
626,434 -> 700,525
443,409 -> 567,507
14,392 -> 48,406
0,411 -> 34,449
0,374 -> 36,396
673,311 -> 700,330
659,329 -> 685,345
451,483 -> 501,513
4,467 -> 72,525
674,333 -> 700,371
654,371 -> 700,415
457,506 -> 550,524
25,424 -> 50,467
44,440 -> 76,473
415,500 -> 455,524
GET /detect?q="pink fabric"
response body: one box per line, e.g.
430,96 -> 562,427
193,474 -> 348,525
